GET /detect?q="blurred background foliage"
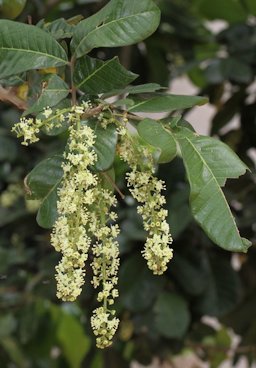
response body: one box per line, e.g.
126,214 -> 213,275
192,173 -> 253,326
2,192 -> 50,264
0,0 -> 256,367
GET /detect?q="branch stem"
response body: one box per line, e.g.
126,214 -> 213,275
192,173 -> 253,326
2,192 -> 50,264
0,85 -> 27,110
70,56 -> 77,106
102,172 -> 125,200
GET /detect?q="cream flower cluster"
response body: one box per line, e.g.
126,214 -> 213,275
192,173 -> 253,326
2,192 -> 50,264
12,100 -> 175,348
127,171 -> 173,274
51,118 -> 120,348
11,116 -> 43,145
89,189 -> 120,348
51,124 -> 98,301
119,128 -> 173,275
11,102 -> 93,145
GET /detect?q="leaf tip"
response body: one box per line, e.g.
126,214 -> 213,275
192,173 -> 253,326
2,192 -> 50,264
241,237 -> 252,253
197,97 -> 209,106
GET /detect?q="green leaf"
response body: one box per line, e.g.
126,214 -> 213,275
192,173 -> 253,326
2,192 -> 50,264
99,168 -> 115,192
57,312 -> 91,368
71,0 -> 161,57
19,302 -> 42,344
0,74 -> 25,87
211,90 -> 245,134
91,352 -> 104,368
40,99 -> 71,136
137,119 -> 177,163
119,255 -> 164,312
176,129 -> 251,252
167,185 -> 192,238
0,314 -> 16,339
26,155 -> 63,228
1,0 -> 27,19
24,74 -> 69,116
26,155 -> 63,199
128,94 -> 208,113
194,256 -> 240,317
203,328 -> 232,368
0,136 -> 17,162
169,117 -> 195,131
198,0 -> 247,23
36,188 -> 59,229
170,251 -> 208,296
120,83 -> 163,95
204,58 -> 253,84
112,98 -> 134,108
245,0 -> 256,15
84,120 -> 117,171
0,208 -> 27,227
221,293 -> 256,335
0,20 -> 68,79
102,83 -> 162,98
1,337 -> 28,368
44,18 -> 75,39
154,292 -> 190,339
74,56 -> 138,94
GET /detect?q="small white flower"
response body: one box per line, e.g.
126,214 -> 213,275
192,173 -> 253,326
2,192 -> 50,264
42,106 -> 52,118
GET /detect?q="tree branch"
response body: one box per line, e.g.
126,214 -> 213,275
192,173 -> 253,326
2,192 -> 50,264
0,85 -> 27,110
102,172 -> 125,200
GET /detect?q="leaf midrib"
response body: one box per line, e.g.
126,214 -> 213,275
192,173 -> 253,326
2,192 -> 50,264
128,98 -> 150,111
41,177 -> 62,208
41,89 -> 68,93
75,10 -> 156,55
1,46 -> 67,64
76,58 -> 113,89
183,136 -> 242,239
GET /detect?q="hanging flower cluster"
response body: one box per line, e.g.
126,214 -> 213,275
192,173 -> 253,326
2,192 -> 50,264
50,119 -> 120,348
12,103 -> 173,348
51,123 -> 97,302
90,190 -> 120,348
118,125 -> 173,275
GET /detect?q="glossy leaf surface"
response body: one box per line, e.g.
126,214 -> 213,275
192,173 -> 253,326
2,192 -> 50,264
128,94 -> 208,113
44,18 -> 74,39
74,56 -> 138,94
71,0 -> 161,57
40,99 -> 71,136
84,120 -> 117,171
176,130 -> 251,252
0,20 -> 68,79
137,118 -> 177,163
24,75 -> 69,116
102,83 -> 162,98
26,155 -> 63,228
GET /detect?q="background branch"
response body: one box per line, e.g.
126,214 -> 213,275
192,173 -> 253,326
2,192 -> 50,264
0,85 -> 27,110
